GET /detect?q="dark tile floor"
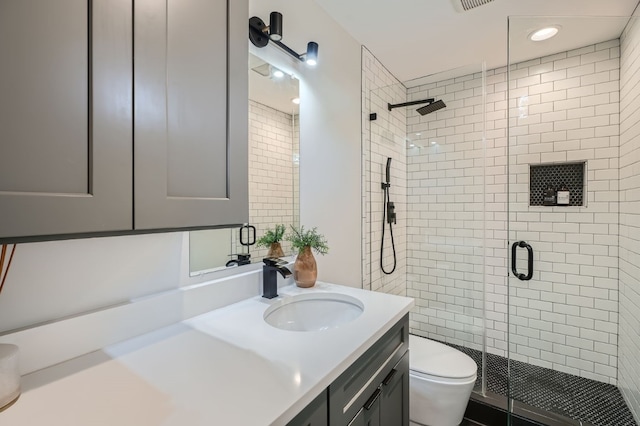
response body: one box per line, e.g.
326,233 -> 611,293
443,342 -> 638,426
461,419 -> 486,426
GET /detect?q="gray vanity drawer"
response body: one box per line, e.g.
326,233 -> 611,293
329,314 -> 409,426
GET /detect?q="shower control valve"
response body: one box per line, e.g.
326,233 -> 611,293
387,202 -> 396,224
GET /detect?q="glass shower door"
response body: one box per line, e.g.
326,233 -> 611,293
364,58 -> 490,400
507,15 -> 631,426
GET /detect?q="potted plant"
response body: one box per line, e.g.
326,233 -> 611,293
256,224 -> 286,258
286,225 -> 329,288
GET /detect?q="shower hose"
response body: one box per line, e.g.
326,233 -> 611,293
380,184 -> 397,275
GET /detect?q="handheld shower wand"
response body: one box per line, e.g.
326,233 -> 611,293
381,157 -> 397,275
385,157 -> 391,185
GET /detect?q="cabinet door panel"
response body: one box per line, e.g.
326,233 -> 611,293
134,0 -> 248,230
287,390 -> 328,426
0,0 -> 88,195
166,0 -> 227,198
380,352 -> 409,426
0,0 -> 133,240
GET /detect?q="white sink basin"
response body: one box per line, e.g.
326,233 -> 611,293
264,292 -> 364,332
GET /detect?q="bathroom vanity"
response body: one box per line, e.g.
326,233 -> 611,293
289,315 -> 409,426
0,282 -> 413,425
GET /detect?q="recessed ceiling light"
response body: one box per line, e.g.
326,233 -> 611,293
431,141 -> 437,145
291,97 -> 300,105
272,69 -> 284,78
529,26 -> 559,42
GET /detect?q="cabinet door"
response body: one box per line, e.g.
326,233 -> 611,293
363,389 -> 382,426
134,0 -> 248,230
329,315 -> 409,425
287,390 -> 328,426
380,351 -> 409,426
0,0 -> 133,240
347,391 -> 381,426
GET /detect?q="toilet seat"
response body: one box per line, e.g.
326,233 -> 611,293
410,368 -> 476,385
409,335 -> 477,380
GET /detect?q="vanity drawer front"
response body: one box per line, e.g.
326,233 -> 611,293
329,314 -> 409,426
287,389 -> 328,426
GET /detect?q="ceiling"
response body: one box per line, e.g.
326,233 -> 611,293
314,0 -> 639,85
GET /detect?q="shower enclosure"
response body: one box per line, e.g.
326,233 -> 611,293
506,15 -> 637,426
363,13 -> 640,426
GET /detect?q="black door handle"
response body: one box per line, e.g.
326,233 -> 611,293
511,241 -> 533,281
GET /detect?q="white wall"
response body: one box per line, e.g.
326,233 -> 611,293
619,15 -> 640,422
0,233 -> 184,333
299,15 -> 362,288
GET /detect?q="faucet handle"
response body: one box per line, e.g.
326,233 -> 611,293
263,257 -> 282,267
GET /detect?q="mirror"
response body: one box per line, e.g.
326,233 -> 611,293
189,53 -> 300,274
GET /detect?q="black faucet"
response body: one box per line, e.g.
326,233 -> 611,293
262,257 -> 292,299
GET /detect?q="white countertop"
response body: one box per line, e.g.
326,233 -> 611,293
0,283 -> 413,426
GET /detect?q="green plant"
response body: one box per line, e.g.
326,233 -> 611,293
286,225 -> 329,255
256,224 -> 286,248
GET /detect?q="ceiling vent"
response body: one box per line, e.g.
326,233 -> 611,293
452,0 -> 494,12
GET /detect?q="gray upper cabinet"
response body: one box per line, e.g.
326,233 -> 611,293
134,0 -> 249,230
0,0 -> 248,241
0,0 -> 133,240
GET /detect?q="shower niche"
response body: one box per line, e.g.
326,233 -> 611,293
529,162 -> 585,207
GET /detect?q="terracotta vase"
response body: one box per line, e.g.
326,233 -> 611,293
293,246 -> 317,288
267,242 -> 285,258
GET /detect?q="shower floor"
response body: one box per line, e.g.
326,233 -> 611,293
444,342 -> 637,426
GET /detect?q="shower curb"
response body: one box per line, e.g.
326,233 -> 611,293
467,391 -> 597,426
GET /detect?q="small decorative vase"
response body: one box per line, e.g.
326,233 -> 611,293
293,246 -> 317,288
267,242 -> 285,258
0,344 -> 20,410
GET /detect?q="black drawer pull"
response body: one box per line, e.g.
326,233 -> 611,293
363,388 -> 381,411
382,369 -> 396,386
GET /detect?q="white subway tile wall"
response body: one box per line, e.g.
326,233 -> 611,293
619,17 -> 640,421
247,100 -> 296,259
361,47 -> 408,296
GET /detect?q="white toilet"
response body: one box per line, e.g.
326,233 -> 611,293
409,335 -> 478,426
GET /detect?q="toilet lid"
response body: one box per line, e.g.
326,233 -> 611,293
409,335 -> 477,379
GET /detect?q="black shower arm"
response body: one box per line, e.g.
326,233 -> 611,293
388,98 -> 435,111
